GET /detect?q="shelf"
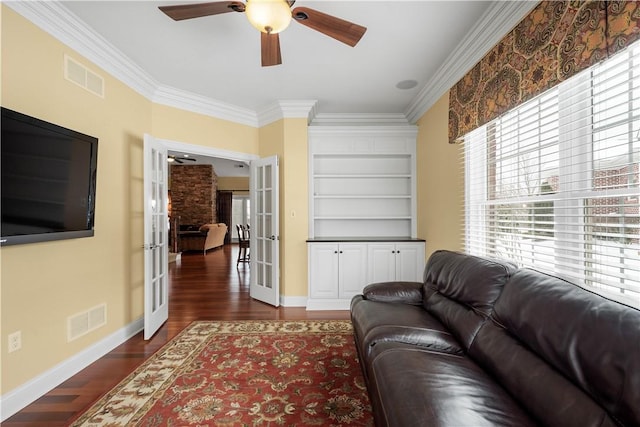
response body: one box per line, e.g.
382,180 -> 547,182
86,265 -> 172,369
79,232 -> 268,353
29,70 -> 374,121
314,174 -> 411,179
314,218 -> 412,238
315,216 -> 412,220
314,195 -> 411,199
309,127 -> 417,239
314,156 -> 411,161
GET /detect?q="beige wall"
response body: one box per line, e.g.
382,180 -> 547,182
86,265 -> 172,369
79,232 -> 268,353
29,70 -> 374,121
280,118 -> 309,299
218,177 -> 250,193
257,118 -> 309,299
1,6 -> 151,393
1,2 -> 464,401
151,103 -> 258,154
415,91 -> 464,258
0,7 -> 258,395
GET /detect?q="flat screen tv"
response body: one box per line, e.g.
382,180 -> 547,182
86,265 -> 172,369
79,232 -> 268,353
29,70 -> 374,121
1,107 -> 98,246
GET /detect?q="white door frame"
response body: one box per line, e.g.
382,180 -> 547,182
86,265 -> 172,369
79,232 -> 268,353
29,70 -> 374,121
161,139 -> 259,167
142,137 -> 259,335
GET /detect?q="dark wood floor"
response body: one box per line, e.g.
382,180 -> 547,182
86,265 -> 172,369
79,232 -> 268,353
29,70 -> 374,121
4,244 -> 348,426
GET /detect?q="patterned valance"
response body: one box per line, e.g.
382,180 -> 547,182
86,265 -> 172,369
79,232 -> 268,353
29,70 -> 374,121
449,0 -> 640,144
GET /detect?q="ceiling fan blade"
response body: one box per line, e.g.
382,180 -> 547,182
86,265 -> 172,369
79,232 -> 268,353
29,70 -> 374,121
159,1 -> 245,21
261,32 -> 282,67
292,7 -> 366,47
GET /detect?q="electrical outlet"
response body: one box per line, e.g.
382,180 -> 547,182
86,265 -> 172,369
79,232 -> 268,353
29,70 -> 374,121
8,331 -> 22,353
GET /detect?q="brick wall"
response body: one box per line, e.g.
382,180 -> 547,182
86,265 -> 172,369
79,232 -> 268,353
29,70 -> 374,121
170,165 -> 218,227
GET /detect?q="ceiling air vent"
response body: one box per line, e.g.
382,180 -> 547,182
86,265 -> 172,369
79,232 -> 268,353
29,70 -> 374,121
64,54 -> 104,98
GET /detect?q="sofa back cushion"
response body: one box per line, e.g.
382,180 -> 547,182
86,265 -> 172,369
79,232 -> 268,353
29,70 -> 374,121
470,268 -> 640,427
199,223 -> 227,232
422,250 -> 517,350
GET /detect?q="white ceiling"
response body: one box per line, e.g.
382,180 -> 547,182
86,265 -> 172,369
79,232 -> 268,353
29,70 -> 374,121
57,1 -> 534,119
62,0 -> 487,114
9,1 -> 535,176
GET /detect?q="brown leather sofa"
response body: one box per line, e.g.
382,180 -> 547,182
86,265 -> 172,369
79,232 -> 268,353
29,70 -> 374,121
350,250 -> 640,427
178,223 -> 227,254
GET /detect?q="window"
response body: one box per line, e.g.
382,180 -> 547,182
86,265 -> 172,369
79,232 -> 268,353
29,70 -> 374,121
231,195 -> 250,241
465,41 -> 640,307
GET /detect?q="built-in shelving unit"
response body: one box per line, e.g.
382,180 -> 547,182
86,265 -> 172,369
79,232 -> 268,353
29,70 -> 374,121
308,126 -> 419,239
306,125 -> 424,310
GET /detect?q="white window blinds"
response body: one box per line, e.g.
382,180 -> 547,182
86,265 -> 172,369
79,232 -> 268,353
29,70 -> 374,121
464,40 -> 640,308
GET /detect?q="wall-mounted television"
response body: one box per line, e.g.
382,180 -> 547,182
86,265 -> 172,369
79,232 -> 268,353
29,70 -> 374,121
1,107 -> 98,246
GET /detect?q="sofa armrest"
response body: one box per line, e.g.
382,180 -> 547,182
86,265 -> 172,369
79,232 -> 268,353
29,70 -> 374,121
362,281 -> 423,305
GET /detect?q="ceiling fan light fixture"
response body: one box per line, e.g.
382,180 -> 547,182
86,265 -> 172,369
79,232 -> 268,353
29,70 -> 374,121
245,0 -> 292,34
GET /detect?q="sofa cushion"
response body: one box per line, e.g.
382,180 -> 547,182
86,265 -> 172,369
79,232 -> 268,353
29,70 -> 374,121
199,223 -> 218,233
351,296 -> 463,365
470,268 -> 640,427
362,280 -> 423,305
422,250 -> 518,350
368,342 -> 537,427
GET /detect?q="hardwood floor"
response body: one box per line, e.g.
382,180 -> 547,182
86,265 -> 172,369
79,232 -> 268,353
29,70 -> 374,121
3,244 -> 348,426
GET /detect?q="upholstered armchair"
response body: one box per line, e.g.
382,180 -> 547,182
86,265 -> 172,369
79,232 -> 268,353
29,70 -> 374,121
178,223 -> 228,254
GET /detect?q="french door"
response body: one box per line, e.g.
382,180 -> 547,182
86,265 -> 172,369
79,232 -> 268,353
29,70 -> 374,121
142,134 -> 169,339
249,155 -> 280,306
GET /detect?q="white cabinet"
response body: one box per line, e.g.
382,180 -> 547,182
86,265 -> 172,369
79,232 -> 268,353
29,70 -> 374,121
309,126 -> 418,239
307,125 -> 423,310
307,240 -> 425,310
308,242 -> 368,310
367,242 -> 425,284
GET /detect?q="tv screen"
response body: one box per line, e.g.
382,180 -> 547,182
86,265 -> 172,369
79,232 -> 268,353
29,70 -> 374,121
1,107 -> 98,246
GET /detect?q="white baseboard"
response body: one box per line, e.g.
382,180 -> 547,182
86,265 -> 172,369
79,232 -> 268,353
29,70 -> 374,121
0,317 -> 144,422
305,299 -> 352,311
280,295 -> 307,307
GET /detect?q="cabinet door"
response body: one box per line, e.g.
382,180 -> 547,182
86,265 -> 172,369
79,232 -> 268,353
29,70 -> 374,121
338,244 -> 368,299
367,244 -> 396,283
308,243 -> 339,299
395,243 -> 426,282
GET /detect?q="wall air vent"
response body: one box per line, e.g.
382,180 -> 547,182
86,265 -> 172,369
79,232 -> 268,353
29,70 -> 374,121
64,55 -> 104,98
67,303 -> 107,342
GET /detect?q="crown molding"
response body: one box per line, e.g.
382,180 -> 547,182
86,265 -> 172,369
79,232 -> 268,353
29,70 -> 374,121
311,113 -> 410,126
5,1 -> 260,127
6,1 -> 537,128
5,1 -> 159,99
257,100 -> 318,127
153,86 -> 259,127
404,0 -> 538,124
308,124 -> 418,137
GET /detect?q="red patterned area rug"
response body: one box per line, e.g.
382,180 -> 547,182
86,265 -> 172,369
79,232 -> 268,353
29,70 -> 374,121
71,320 -> 373,426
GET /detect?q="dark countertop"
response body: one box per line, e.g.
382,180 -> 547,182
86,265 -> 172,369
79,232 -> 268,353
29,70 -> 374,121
307,237 -> 425,243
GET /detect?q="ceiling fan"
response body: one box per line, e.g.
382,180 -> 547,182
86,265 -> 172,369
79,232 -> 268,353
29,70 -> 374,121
168,155 -> 197,164
158,0 -> 367,66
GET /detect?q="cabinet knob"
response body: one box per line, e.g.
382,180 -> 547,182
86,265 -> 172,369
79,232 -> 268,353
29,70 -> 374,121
334,251 -> 338,254
392,250 -> 395,253
339,250 -> 343,254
